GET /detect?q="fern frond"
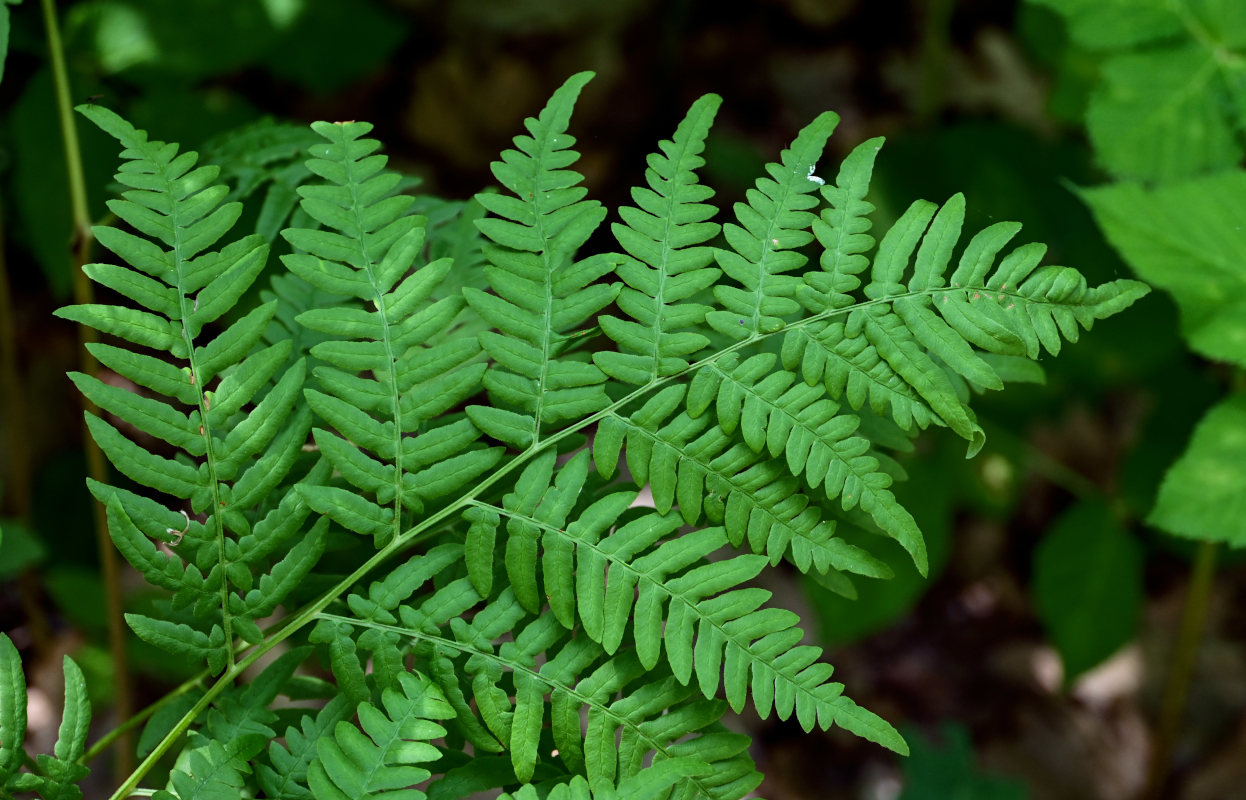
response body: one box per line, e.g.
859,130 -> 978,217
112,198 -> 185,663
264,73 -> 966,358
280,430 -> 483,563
408,608 -> 758,797
593,386 -> 892,581
465,71 -> 621,449
462,453 -> 904,754
312,538 -> 759,797
0,634 -> 93,798
596,93 -> 723,384
58,105 -> 322,673
786,148 -> 1149,450
498,761 -> 714,800
165,740 -> 246,800
687,351 -> 926,571
256,695 -> 354,800
308,542 -> 467,706
284,120 -> 500,548
307,671 -> 453,800
705,110 -> 837,339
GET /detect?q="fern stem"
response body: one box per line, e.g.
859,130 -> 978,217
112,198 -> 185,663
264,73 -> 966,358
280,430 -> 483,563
40,0 -> 135,779
1144,539 -> 1218,800
181,330 -> 234,671
80,673 -> 204,766
40,0 -> 89,241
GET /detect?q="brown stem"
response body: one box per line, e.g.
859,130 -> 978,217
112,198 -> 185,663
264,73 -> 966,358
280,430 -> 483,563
40,0 -> 134,778
1144,539 -> 1218,799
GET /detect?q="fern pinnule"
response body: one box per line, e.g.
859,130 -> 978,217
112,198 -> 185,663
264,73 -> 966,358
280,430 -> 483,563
58,105 -> 322,674
596,92 -> 723,385
256,695 -> 354,800
0,634 -> 92,797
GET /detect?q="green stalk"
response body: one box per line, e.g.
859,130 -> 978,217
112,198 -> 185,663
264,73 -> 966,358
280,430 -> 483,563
40,0 -> 134,778
0,197 -> 55,660
1144,539 -> 1218,799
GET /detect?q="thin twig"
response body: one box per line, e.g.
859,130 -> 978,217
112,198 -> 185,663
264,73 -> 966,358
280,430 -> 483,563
40,0 -> 134,778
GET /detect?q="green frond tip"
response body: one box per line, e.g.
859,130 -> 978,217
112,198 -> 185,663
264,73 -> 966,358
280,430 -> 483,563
707,109 -> 839,340
598,91 -> 724,384
0,633 -> 27,781
77,103 -> 148,151
0,634 -> 93,795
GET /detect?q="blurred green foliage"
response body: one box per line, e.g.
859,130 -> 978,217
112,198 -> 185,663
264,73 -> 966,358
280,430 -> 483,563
1033,499 -> 1142,680
899,723 -> 1028,800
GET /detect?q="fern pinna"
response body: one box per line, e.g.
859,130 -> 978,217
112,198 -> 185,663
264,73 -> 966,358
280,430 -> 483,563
36,71 -> 1147,800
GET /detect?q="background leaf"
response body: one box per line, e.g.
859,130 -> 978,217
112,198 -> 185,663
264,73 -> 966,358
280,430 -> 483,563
1149,395 -> 1246,547
1082,172 -> 1246,367
1032,499 -> 1142,680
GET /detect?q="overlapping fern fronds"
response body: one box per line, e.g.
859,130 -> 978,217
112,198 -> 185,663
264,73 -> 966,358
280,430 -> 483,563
45,71 -> 1148,800
283,119 -> 503,551
56,106 -> 326,675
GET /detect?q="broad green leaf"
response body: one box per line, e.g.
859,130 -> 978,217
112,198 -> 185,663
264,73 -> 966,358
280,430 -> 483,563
1149,395 -> 1246,546
1088,44 -> 1244,182
1083,172 -> 1246,367
1033,500 -> 1142,679
898,723 -> 1024,800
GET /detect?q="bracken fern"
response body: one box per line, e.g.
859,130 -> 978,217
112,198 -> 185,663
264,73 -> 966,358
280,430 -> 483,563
1,70 -> 1147,800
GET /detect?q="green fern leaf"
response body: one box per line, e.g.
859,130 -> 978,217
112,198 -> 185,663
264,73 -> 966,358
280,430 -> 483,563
689,351 -> 926,572
466,71 -> 621,447
57,106 -> 324,674
705,110 -> 838,339
43,79 -> 1152,800
167,740 -> 246,800
53,657 -> 90,767
0,634 -> 27,783
498,758 -> 712,800
786,160 -> 1149,452
285,120 -> 495,548
465,453 -> 901,754
595,389 -> 891,581
0,636 -> 92,797
411,607 -> 758,798
257,695 -> 354,800
596,93 -> 723,384
126,613 -> 229,675
308,671 -> 453,800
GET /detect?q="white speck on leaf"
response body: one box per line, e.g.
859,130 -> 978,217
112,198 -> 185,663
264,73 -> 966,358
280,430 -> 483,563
806,164 -> 825,185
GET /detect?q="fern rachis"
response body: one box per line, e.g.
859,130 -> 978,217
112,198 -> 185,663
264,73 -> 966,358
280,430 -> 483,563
1,70 -> 1147,800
